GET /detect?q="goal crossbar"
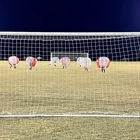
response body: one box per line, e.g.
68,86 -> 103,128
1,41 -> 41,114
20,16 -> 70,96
0,32 -> 140,36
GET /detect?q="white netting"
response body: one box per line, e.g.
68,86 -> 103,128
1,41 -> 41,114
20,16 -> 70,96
0,32 -> 140,117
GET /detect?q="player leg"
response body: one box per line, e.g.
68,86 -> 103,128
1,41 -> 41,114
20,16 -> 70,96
101,68 -> 103,72
84,67 -> 87,71
29,67 -> 32,70
14,64 -> 16,69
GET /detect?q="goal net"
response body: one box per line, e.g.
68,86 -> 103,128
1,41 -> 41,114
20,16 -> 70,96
0,32 -> 140,118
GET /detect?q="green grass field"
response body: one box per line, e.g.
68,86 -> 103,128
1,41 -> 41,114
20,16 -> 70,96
0,61 -> 140,139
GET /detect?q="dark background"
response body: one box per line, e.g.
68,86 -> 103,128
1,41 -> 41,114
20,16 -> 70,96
0,0 -> 140,32
0,0 -> 140,61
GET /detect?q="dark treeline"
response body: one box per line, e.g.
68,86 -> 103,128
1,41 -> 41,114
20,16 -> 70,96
0,35 -> 140,61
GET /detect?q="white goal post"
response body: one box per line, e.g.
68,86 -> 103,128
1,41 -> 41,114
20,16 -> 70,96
50,52 -> 89,61
0,32 -> 140,118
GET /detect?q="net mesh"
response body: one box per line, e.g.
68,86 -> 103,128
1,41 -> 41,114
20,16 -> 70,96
0,32 -> 140,117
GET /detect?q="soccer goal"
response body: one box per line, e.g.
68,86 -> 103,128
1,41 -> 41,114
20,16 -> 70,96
0,32 -> 140,118
50,52 -> 89,61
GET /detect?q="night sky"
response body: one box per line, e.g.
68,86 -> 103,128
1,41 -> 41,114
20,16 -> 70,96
0,0 -> 140,32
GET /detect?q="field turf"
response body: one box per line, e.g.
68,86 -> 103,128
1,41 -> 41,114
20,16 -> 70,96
0,61 -> 140,139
